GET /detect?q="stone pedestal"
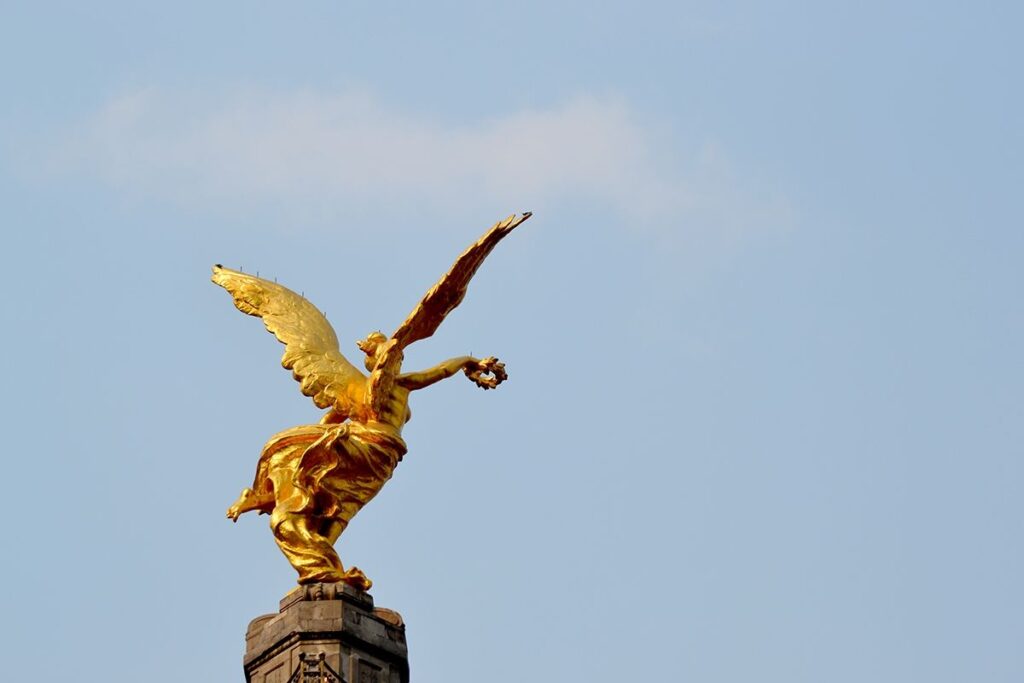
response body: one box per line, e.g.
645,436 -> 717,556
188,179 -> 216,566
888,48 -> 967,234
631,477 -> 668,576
244,583 -> 409,683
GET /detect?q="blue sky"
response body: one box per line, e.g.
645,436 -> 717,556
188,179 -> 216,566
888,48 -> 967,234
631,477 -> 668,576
1,2 -> 1021,681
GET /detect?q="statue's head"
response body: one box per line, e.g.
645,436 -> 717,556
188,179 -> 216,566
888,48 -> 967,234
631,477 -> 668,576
356,331 -> 388,371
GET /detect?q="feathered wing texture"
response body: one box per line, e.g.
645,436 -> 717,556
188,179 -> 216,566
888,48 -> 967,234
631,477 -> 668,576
393,212 -> 531,347
368,212 -> 531,411
212,265 -> 368,415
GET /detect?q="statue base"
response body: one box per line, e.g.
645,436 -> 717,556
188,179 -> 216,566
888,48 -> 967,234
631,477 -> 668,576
243,583 -> 409,683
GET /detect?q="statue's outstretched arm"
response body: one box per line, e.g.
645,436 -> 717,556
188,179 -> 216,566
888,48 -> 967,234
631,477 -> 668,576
398,356 -> 507,391
398,357 -> 476,391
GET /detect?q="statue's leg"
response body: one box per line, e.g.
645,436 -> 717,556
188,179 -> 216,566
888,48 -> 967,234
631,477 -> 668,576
260,425 -> 376,590
270,509 -> 347,584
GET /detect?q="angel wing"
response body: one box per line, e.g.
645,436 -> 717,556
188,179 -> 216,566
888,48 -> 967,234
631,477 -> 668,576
212,265 -> 367,416
368,212 -> 532,411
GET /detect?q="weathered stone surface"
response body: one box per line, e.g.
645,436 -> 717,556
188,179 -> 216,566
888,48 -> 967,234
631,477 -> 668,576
244,583 -> 409,683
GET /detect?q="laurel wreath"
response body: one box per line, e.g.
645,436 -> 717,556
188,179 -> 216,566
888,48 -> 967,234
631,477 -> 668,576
464,357 -> 507,389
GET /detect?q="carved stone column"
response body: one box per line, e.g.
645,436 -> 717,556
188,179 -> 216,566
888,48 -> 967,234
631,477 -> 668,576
243,583 -> 409,683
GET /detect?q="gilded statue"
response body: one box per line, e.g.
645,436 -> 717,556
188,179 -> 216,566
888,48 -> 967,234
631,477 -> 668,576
212,213 -> 531,590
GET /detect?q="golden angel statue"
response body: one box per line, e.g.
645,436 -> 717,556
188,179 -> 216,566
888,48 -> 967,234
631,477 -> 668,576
212,213 -> 531,590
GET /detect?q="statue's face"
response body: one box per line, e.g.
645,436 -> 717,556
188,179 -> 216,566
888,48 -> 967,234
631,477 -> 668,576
356,332 -> 387,361
357,333 -> 386,372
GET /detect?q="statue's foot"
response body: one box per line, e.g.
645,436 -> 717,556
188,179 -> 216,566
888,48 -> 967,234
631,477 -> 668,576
227,488 -> 256,522
341,566 -> 373,592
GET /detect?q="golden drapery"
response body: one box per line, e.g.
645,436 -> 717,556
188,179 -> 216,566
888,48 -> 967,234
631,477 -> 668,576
256,422 -> 407,586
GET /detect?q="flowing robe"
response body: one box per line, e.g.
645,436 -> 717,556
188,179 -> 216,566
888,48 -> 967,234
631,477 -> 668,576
253,421 -> 407,583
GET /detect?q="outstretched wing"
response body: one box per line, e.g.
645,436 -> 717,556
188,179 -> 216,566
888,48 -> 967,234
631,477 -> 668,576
393,212 -> 531,348
212,265 -> 367,415
368,212 -> 531,410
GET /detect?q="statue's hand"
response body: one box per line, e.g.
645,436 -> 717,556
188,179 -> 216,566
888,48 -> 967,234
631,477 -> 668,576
464,356 -> 507,389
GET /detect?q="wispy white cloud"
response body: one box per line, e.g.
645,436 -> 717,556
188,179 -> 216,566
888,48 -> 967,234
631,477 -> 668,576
46,87 -> 791,234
